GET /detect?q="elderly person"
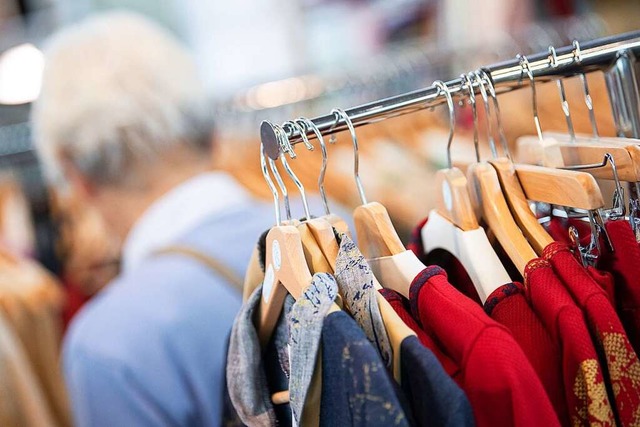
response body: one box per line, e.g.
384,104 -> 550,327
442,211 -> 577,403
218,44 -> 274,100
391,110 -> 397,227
32,11 -> 274,426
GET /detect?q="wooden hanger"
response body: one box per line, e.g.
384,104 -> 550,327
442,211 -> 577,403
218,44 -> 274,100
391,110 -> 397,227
328,108 -> 426,298
516,134 -> 640,181
489,158 -> 554,254
486,55 -> 604,260
467,162 -> 538,275
291,118 -> 350,271
420,79 -> 511,302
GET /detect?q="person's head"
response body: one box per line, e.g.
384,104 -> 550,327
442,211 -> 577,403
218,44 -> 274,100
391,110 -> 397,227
32,11 -> 214,240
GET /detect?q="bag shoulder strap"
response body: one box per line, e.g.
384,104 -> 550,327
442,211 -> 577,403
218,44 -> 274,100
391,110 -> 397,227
155,245 -> 244,293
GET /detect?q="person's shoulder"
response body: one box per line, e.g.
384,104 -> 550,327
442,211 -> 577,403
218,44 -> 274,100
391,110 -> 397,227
64,257 -> 242,365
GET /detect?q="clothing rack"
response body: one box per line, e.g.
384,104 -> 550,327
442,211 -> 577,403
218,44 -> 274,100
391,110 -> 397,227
261,30 -> 640,160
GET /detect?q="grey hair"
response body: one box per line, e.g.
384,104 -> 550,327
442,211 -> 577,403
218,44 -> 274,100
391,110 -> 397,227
31,11 -> 213,188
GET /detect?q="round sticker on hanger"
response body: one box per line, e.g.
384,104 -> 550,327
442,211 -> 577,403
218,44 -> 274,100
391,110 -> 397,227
442,180 -> 453,211
272,239 -> 281,271
263,264 -> 275,302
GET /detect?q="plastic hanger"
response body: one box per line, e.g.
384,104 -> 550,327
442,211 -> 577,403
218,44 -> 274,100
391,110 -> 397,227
420,79 -> 511,302
327,109 -> 426,297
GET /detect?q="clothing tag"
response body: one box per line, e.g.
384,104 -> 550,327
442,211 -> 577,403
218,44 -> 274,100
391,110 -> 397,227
263,264 -> 275,302
272,239 -> 281,271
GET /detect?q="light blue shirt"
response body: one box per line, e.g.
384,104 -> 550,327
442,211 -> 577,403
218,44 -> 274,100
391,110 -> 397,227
63,173 -> 275,427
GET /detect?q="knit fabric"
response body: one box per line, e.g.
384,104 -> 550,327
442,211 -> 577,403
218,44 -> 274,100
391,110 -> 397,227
484,282 -> 568,425
544,242 -> 640,426
408,266 -> 560,427
524,258 -> 615,426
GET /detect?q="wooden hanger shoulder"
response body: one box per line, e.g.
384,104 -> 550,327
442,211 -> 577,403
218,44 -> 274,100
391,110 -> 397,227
514,163 -> 604,210
298,222 -> 332,274
435,168 -> 479,231
353,202 -> 406,258
305,217 -> 339,273
258,225 -> 312,347
324,213 -> 351,237
467,163 -> 537,275
489,157 -> 554,255
518,133 -> 640,182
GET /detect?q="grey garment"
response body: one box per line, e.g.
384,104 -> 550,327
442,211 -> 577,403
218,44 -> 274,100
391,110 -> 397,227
334,234 -> 393,368
226,286 -> 277,427
227,274 -> 340,427
287,273 -> 339,425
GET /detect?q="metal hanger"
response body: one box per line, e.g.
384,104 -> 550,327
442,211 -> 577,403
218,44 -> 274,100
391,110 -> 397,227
257,125 -> 313,348
479,69 -> 511,159
497,55 -> 609,266
420,79 -> 511,302
463,68 -> 539,276
295,117 -> 351,236
327,109 -> 418,384
327,108 -> 425,298
278,121 -> 334,277
285,119 -> 341,273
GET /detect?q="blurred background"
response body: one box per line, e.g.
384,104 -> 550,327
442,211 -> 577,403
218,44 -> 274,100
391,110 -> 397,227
0,0 -> 638,302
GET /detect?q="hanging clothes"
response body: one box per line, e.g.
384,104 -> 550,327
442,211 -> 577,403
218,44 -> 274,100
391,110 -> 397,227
524,258 -> 616,426
483,282 -> 568,425
227,278 -> 412,426
543,242 -> 640,426
380,265 -> 560,427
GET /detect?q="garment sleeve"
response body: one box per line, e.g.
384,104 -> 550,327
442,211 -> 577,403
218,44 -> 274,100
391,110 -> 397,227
65,350 -> 177,427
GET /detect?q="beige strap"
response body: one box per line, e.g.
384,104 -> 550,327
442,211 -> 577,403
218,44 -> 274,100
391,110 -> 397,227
155,246 -> 244,293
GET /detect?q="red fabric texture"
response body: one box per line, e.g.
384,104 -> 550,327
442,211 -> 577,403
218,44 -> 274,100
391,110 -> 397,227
408,217 -> 483,305
543,242 -> 640,426
484,282 -> 568,425
524,258 -> 615,426
62,277 -> 90,331
544,217 -> 616,303
378,288 -> 459,378
598,219 -> 640,355
409,266 -> 560,427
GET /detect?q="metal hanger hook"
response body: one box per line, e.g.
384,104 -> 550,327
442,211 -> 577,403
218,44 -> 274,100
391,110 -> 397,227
548,45 -> 576,141
296,117 -> 331,216
479,69 -> 511,160
462,73 -> 480,163
517,54 -> 544,144
473,71 -> 498,158
283,120 -> 314,152
573,40 -> 599,138
270,125 -> 292,221
260,143 -> 281,226
548,46 -> 559,68
275,123 -> 312,220
329,108 -> 368,205
433,80 -> 456,169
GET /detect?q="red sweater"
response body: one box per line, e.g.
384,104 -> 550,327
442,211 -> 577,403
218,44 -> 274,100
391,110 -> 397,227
598,219 -> 640,356
524,258 -> 615,426
544,242 -> 640,426
484,282 -> 568,425
407,266 -> 560,427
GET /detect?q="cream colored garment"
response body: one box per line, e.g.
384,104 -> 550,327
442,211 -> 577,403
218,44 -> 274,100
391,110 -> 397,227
0,309 -> 57,427
0,251 -> 72,427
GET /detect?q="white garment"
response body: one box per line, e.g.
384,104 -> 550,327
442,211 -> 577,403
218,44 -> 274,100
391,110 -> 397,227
122,172 -> 251,274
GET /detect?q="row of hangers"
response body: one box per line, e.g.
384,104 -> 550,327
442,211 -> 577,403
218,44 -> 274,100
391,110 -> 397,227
249,39 -> 636,405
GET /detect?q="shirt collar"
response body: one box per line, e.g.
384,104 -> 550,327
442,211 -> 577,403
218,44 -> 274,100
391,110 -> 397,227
122,172 -> 251,274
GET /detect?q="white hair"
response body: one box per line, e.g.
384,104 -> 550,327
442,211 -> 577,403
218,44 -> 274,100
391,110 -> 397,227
32,11 -> 212,188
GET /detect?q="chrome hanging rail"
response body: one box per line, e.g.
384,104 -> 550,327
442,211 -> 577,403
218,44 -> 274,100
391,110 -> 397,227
261,30 -> 640,159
